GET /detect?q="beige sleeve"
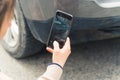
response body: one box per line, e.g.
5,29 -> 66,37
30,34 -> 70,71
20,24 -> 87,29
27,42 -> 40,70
37,65 -> 63,80
0,72 -> 13,80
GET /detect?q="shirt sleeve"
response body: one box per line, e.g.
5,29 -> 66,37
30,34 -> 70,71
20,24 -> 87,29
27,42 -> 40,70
0,72 -> 13,80
37,65 -> 63,80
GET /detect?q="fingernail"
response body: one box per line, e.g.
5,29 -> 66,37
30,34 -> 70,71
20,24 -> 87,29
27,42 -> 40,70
53,41 -> 57,44
68,37 -> 70,40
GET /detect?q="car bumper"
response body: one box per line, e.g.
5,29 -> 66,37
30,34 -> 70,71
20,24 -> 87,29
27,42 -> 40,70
25,16 -> 120,44
19,0 -> 120,44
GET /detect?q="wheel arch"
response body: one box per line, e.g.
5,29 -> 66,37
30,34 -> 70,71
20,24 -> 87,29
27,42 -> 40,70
18,0 -> 53,44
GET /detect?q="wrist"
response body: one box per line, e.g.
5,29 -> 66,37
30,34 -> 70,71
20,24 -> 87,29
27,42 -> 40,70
48,63 -> 63,70
53,61 -> 64,67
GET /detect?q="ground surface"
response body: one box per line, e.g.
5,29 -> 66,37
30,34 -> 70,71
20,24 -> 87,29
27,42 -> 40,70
0,38 -> 120,80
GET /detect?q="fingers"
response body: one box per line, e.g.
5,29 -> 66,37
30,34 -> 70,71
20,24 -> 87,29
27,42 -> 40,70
63,37 -> 71,50
46,41 -> 60,53
47,38 -> 71,53
46,47 -> 53,53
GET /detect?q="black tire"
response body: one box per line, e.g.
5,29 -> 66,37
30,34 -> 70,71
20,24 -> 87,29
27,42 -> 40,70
1,0 -> 44,58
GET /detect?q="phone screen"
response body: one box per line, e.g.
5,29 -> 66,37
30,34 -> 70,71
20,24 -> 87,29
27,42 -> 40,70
47,10 -> 73,48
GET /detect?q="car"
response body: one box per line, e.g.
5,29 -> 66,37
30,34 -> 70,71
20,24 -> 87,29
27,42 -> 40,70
1,0 -> 120,58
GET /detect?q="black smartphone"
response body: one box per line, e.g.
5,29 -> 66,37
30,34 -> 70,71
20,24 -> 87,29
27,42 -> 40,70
47,10 -> 73,49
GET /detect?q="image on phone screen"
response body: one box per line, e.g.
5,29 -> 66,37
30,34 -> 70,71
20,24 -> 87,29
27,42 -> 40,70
47,10 -> 73,48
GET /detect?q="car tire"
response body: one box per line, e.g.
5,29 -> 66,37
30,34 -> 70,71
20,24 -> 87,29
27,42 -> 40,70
1,0 -> 44,58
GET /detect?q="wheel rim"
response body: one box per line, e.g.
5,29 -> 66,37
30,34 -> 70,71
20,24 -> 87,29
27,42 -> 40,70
3,19 -> 19,47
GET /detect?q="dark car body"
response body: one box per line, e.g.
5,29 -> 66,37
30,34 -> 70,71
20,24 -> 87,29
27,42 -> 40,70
19,0 -> 120,44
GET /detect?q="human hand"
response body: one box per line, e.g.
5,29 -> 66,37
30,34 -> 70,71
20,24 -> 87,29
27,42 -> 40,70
46,37 -> 71,67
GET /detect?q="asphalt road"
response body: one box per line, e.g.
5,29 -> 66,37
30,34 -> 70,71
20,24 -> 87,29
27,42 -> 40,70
0,38 -> 120,80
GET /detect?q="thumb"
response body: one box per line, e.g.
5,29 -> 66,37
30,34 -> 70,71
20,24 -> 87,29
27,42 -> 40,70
53,41 -> 60,50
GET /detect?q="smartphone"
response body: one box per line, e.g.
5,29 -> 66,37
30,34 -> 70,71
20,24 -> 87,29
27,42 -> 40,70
47,10 -> 73,49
